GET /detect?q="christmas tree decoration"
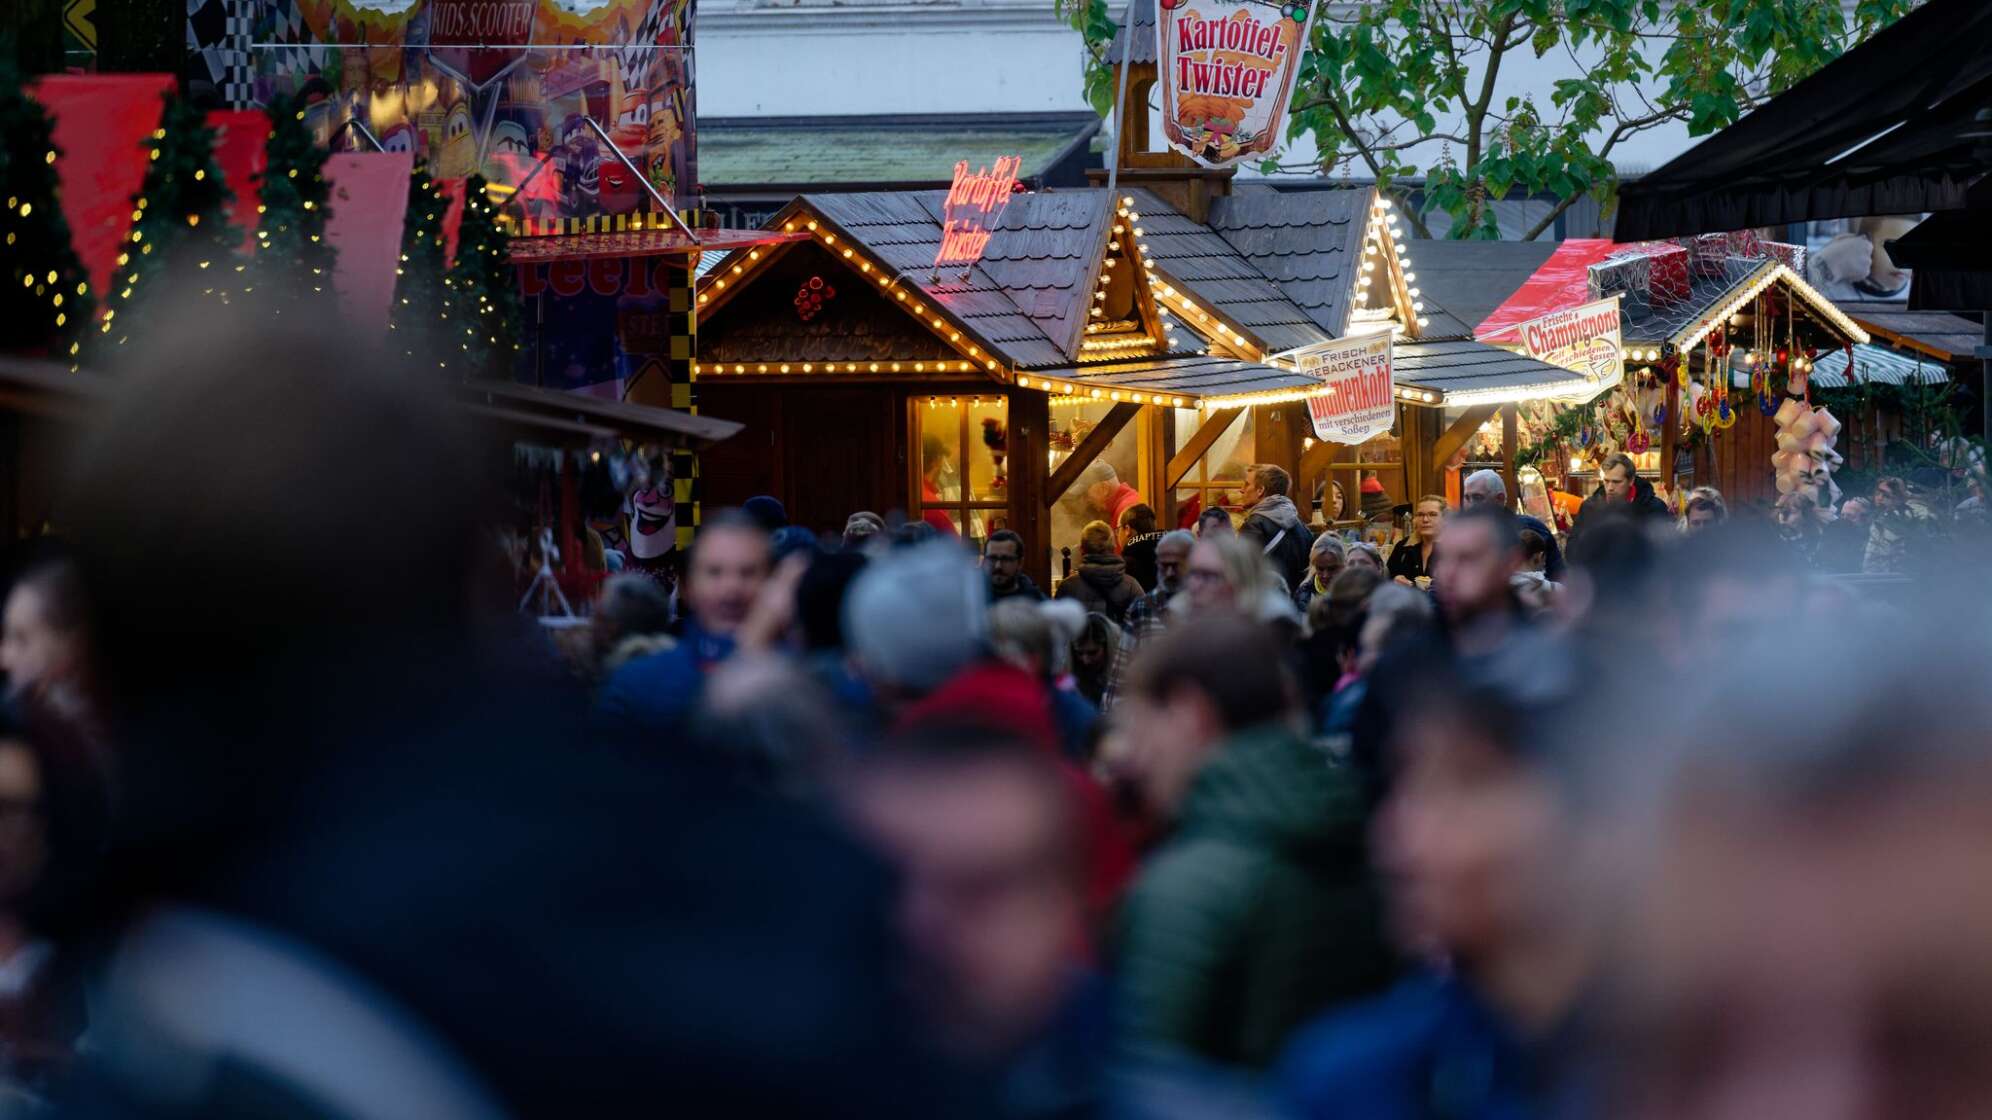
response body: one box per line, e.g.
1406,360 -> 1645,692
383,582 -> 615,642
389,168 -> 453,370
89,91 -> 237,355
0,61 -> 94,360
446,174 -> 520,378
243,93 -> 336,312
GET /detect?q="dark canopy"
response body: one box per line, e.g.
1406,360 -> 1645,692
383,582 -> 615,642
1615,0 -> 1992,240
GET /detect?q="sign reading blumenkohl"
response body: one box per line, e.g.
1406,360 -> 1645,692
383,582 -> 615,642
1299,332 -> 1395,445
1154,0 -> 1319,168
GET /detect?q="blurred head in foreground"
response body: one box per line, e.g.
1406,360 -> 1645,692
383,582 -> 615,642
1604,613 -> 1992,1119
61,304 -> 493,904
841,723 -> 1084,1059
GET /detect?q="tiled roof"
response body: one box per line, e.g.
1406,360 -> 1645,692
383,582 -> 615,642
699,113 -> 1100,188
1399,239 -> 1557,340
1126,188 -> 1331,354
1836,300 -> 1983,362
1393,339 -> 1599,402
1038,354 -> 1324,401
1205,188 -> 1372,337
1107,0 -> 1157,65
806,190 -> 1113,368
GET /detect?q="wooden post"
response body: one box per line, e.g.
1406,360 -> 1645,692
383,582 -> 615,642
1010,388 -> 1052,589
1661,358 -> 1682,484
1500,405 -> 1519,505
1430,404 -> 1500,476
1166,408 -> 1244,490
1046,401 -> 1141,505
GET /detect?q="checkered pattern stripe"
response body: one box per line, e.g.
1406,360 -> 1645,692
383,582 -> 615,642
666,259 -> 699,550
507,209 -> 701,237
620,0 -> 672,92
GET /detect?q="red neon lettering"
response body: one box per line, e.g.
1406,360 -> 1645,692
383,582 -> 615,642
934,156 -> 1023,270
517,263 -> 547,299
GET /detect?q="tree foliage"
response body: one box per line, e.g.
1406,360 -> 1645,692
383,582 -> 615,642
0,58 -> 93,358
390,168 -> 454,370
447,175 -> 520,379
92,92 -> 236,355
1067,0 -> 1919,239
245,92 -> 336,312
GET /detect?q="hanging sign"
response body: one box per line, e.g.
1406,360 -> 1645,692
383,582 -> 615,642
934,156 -> 1022,275
1516,295 -> 1624,390
1155,0 -> 1319,168
1299,332 -> 1395,444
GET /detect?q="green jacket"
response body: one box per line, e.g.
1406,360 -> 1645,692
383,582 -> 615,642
1114,724 -> 1395,1069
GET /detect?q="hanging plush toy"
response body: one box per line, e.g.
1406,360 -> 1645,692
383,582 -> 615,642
1772,394 -> 1843,508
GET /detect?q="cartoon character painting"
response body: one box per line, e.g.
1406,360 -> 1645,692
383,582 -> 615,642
625,448 -> 676,573
555,113 -> 602,214
436,99 -> 477,178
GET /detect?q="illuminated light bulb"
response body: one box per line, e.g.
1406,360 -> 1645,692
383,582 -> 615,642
1018,376 -> 1032,388
1090,389 -> 1103,399
915,362 -> 926,372
780,364 -> 791,373
1121,195 -> 1134,206
1417,317 -> 1430,327
895,291 -> 906,301
749,250 -> 760,260
806,220 -> 818,230
871,362 -> 882,372
1409,287 -> 1421,297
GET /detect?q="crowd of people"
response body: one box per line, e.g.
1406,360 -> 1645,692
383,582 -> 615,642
3,321 -> 1992,1119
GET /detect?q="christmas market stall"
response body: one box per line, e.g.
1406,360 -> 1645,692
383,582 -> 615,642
1476,236 -> 1870,512
690,176 -> 1598,584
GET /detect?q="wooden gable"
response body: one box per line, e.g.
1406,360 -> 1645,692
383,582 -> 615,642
699,238 -> 967,369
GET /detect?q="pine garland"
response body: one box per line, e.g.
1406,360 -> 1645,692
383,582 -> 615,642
90,92 -> 236,356
244,92 -> 336,313
447,174 -> 519,379
0,60 -> 94,361
390,168 -> 454,370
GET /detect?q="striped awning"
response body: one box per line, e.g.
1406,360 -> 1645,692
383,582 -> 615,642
1808,343 -> 1950,388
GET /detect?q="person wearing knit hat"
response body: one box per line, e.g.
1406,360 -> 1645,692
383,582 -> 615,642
843,540 -> 989,702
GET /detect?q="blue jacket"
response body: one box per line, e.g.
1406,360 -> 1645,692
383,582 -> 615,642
1276,973 -> 1537,1120
594,619 -> 736,740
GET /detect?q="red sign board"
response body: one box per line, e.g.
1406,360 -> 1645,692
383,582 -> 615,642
934,156 -> 1021,274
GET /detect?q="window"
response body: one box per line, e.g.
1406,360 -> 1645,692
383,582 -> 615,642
1049,398 -> 1141,580
1171,407 -> 1257,527
913,395 -> 1010,545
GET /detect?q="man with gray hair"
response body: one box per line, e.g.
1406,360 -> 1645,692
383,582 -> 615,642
843,540 -> 990,708
1462,469 -> 1565,581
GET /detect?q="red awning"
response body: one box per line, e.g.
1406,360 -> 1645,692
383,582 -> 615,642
508,226 -> 804,264
1473,239 -> 1618,343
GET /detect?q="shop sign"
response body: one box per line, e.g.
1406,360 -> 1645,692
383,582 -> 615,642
428,0 -> 539,88
1155,0 -> 1319,168
934,156 -> 1022,276
1516,295 -> 1623,387
1299,332 -> 1394,444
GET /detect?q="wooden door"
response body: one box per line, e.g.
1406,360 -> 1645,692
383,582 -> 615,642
777,387 -> 901,535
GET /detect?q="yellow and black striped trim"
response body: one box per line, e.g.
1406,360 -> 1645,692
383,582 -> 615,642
502,209 -> 707,238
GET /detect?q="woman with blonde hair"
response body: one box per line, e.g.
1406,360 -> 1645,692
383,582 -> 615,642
1181,534 -> 1298,631
1387,495 -> 1448,587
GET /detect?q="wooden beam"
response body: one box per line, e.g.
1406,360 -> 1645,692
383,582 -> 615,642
1430,403 -> 1499,473
1046,402 -> 1141,505
1010,388 -> 1053,588
1165,407 -> 1243,490
1501,405 -> 1519,505
1661,365 -> 1682,482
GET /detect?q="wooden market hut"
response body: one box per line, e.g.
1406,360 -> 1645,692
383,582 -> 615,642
1478,238 -> 1871,507
689,183 -> 1597,584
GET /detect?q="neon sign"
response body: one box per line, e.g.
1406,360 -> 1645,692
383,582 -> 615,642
934,155 -> 1022,277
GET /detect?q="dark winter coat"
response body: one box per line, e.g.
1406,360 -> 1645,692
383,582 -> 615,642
1277,972 -> 1543,1120
1114,725 -> 1395,1068
991,572 -> 1048,605
1122,532 -> 1166,592
1240,495 -> 1317,592
1568,475 -> 1669,549
1055,554 -> 1145,626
